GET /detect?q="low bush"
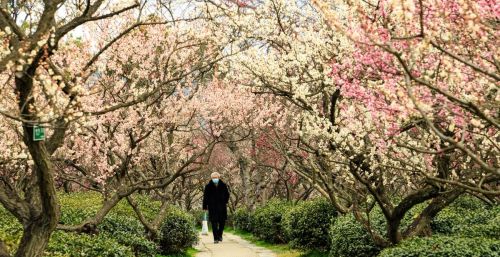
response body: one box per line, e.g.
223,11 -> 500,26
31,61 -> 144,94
449,195 -> 488,210
225,211 -> 234,228
378,236 -> 500,257
0,207 -> 138,257
99,214 -> 157,256
159,207 -> 198,254
329,214 -> 381,257
1,192 -> 160,256
282,198 -> 336,250
233,208 -> 253,232
431,196 -> 499,239
460,210 -> 500,239
59,207 -> 97,225
47,231 -> 134,257
252,199 -> 292,243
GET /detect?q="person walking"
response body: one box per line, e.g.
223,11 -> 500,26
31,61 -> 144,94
202,172 -> 230,244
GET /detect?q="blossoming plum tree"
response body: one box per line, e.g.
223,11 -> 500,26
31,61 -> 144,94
207,0 -> 498,246
0,0 -> 497,255
0,1 -> 228,255
310,0 -> 499,244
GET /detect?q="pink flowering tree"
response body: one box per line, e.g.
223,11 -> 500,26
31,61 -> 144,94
0,1 -> 145,255
306,0 -> 499,244
0,1 -> 229,255
207,0 -> 498,246
52,18 -> 228,234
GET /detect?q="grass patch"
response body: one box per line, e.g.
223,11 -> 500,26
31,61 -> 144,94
224,227 -> 327,257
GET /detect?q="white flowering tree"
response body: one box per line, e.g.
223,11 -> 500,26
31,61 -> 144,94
206,0 -> 499,246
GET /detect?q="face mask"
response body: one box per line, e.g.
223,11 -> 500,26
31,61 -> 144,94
212,178 -> 219,184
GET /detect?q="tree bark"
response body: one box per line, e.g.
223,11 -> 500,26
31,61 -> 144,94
0,239 -> 9,257
127,196 -> 156,236
14,147 -> 60,257
403,188 -> 464,238
386,186 -> 440,244
227,140 -> 252,208
62,181 -> 72,193
14,218 -> 54,257
13,57 -> 60,257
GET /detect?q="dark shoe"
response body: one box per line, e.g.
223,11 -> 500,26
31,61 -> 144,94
219,236 -> 223,242
214,240 -> 219,244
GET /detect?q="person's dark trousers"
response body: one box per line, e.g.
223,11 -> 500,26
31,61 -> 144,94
211,220 -> 225,241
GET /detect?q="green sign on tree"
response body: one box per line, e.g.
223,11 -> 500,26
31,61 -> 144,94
33,125 -> 45,141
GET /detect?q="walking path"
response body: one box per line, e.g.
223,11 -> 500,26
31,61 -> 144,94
194,232 -> 277,257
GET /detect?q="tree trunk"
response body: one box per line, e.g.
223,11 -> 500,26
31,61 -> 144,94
0,239 -> 9,257
14,218 -> 54,257
387,218 -> 403,244
403,189 -> 464,238
227,140 -> 252,209
127,196 -> 170,240
238,158 -> 251,208
14,138 -> 59,257
63,181 -> 72,193
12,47 -> 60,257
404,214 -> 433,237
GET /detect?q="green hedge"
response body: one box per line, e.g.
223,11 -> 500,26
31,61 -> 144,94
282,198 -> 336,251
378,236 -> 500,257
330,214 -> 381,257
99,214 -> 157,256
252,199 -> 292,243
432,197 -> 499,239
58,193 -> 158,256
233,208 -> 253,232
460,210 -> 500,239
46,231 -> 134,257
159,207 -> 198,254
0,209 -> 138,257
0,192 -> 202,256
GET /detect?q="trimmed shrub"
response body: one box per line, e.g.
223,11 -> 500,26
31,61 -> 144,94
252,199 -> 292,243
159,207 -> 198,254
460,210 -> 500,239
59,193 -> 158,256
99,214 -> 157,257
282,198 -> 336,250
0,192 -> 162,256
59,207 -> 97,225
378,236 -> 500,257
47,231 -> 134,257
432,197 -> 499,239
233,208 -> 253,232
0,207 -> 137,257
449,195 -> 488,210
329,214 -> 381,257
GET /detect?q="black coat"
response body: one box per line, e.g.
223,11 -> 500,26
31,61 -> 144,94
202,180 -> 230,222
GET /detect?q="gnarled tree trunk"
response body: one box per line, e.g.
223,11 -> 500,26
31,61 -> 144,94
15,218 -> 55,257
